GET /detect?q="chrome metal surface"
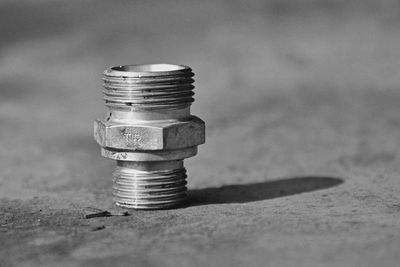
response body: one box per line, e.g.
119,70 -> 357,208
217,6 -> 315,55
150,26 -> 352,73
94,63 -> 205,209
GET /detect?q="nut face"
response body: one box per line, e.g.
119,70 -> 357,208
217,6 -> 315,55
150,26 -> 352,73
94,116 -> 205,151
94,120 -> 163,150
163,116 -> 205,149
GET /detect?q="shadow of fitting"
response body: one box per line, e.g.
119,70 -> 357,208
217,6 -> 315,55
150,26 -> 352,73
189,176 -> 343,206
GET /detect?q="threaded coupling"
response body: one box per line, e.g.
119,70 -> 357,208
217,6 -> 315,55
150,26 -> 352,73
94,64 -> 205,209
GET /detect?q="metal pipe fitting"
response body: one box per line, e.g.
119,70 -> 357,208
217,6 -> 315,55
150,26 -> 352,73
94,64 -> 205,209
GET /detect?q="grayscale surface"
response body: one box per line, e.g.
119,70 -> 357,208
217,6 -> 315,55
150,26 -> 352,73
1,1 -> 400,266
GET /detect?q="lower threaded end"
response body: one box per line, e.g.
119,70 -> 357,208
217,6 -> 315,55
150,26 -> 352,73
112,162 -> 187,209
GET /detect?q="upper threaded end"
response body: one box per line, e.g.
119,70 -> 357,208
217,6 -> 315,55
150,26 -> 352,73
102,64 -> 195,111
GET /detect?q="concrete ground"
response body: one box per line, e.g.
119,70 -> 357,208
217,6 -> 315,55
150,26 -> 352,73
1,0 -> 400,266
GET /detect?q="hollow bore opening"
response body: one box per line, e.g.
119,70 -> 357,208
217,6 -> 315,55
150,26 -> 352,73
112,64 -> 186,72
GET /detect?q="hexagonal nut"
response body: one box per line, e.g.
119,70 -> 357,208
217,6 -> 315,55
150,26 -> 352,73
94,116 -> 205,151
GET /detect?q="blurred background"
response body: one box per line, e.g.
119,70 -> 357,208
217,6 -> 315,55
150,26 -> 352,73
2,0 -> 400,266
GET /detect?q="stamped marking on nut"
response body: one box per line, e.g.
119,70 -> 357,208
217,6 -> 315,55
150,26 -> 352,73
122,128 -> 142,147
121,128 -> 162,149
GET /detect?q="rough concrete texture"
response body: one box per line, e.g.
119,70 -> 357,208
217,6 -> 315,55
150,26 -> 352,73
1,1 -> 400,266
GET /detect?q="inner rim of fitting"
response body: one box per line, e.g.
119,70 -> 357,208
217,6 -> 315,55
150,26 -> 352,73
112,64 -> 187,73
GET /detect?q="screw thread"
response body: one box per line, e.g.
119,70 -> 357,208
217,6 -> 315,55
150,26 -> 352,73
95,63 -> 204,210
102,63 -> 194,111
112,162 -> 187,209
